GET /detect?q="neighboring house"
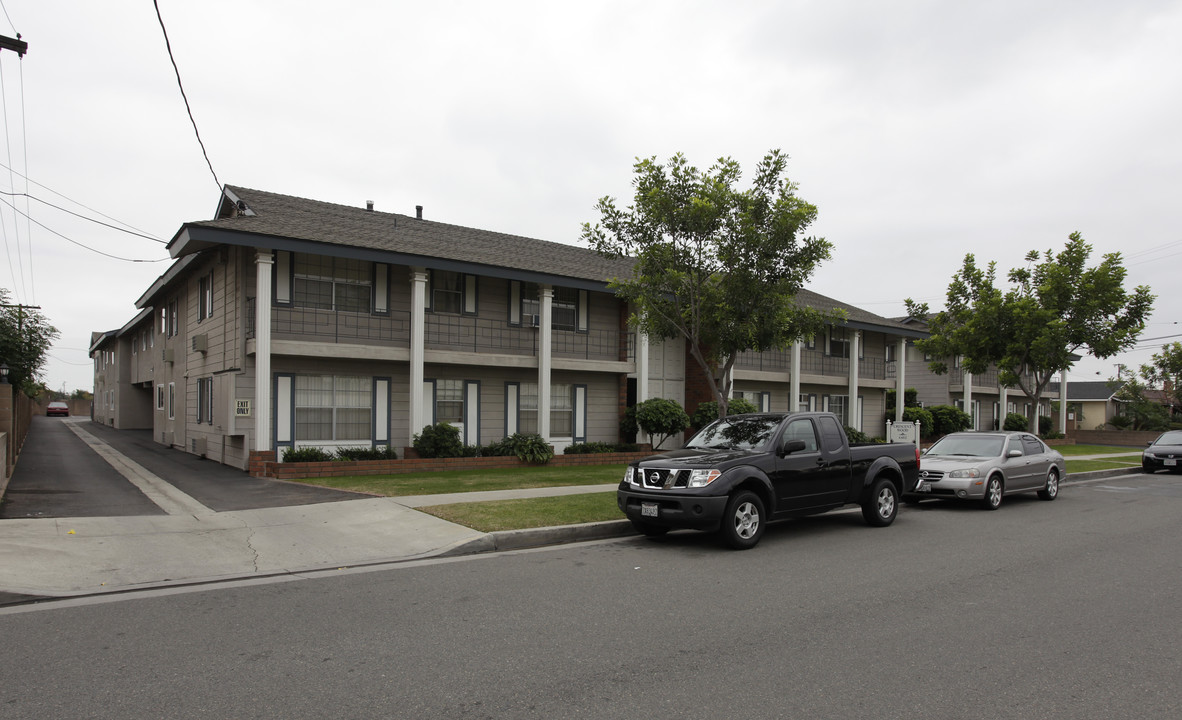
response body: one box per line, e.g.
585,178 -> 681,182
92,186 -> 927,473
1046,380 -> 1124,431
894,316 -> 1059,431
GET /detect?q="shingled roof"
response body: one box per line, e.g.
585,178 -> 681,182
169,186 -> 635,290
166,185 -> 919,336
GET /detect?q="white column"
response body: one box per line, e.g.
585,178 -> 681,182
1059,370 -> 1068,433
790,341 -> 801,412
999,383 -> 1008,427
636,326 -> 649,404
895,338 -> 907,423
254,250 -> 273,453
964,370 -> 973,430
848,330 -> 861,430
409,269 -> 427,446
538,285 -> 553,439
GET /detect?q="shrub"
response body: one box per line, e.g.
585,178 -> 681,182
1038,415 -> 1053,436
845,426 -> 871,444
334,446 -> 399,461
563,442 -> 642,454
1004,412 -> 1030,431
282,446 -> 333,463
928,404 -> 972,436
634,397 -> 690,450
902,406 -> 935,436
689,397 -> 759,430
503,433 -> 554,464
413,422 -> 464,459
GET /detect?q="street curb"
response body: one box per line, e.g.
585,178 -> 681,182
438,519 -> 636,558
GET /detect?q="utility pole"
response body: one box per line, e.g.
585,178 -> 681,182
0,33 -> 27,57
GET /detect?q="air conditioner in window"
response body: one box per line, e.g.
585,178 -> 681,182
192,334 -> 208,353
527,314 -> 541,327
162,347 -> 175,364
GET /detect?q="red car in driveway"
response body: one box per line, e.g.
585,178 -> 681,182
46,401 -> 70,417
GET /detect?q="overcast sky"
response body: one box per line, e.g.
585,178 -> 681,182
2,0 -> 1179,395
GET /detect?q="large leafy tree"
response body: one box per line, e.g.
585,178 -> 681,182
583,150 -> 840,418
0,287 -> 60,395
905,233 -> 1154,431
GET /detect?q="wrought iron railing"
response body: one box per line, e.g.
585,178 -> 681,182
553,329 -> 635,361
426,315 -> 536,355
734,349 -> 792,372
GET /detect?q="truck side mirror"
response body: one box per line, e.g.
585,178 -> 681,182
780,439 -> 806,456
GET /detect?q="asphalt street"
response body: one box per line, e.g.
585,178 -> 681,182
1,470 -> 1179,719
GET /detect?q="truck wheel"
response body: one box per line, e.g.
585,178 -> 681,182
630,520 -> 669,537
861,479 -> 898,527
719,490 -> 765,550
1037,468 -> 1059,501
981,475 -> 1003,510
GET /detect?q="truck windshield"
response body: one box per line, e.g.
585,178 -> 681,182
687,415 -> 782,451
926,435 -> 1005,457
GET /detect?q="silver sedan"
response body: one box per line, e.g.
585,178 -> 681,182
908,432 -> 1065,510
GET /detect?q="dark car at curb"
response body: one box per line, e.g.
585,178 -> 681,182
616,411 -> 920,549
1142,430 -> 1182,473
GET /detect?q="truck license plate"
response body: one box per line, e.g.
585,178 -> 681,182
641,502 -> 659,518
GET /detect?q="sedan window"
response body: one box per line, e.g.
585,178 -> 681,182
927,434 -> 1005,457
1153,431 -> 1182,446
1007,437 -> 1023,456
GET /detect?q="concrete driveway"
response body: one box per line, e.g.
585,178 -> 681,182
1,416 -> 364,519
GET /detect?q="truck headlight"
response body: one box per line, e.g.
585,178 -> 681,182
687,469 -> 721,488
948,468 -> 981,478
624,466 -> 635,485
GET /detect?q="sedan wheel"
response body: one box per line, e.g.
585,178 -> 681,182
1037,468 -> 1059,501
719,490 -> 765,550
981,476 -> 1003,511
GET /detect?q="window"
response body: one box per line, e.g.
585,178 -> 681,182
156,384 -> 164,410
294,375 -> 372,442
782,418 -> 819,453
196,377 -> 213,425
430,271 -> 464,314
827,395 -> 848,425
292,255 -> 372,313
168,382 -> 175,420
198,272 -> 214,320
518,382 -> 539,434
435,379 -> 464,424
167,300 -> 179,337
798,393 -> 815,413
160,306 -> 167,335
1007,436 -> 1023,456
552,288 -> 578,330
736,390 -> 769,412
551,383 -> 573,436
885,343 -> 897,363
827,327 -> 850,358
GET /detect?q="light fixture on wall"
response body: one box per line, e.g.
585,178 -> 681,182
0,363 -> 9,383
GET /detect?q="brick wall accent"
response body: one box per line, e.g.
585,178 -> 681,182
1068,428 -> 1159,447
254,449 -> 654,481
248,450 -> 277,477
683,343 -> 714,422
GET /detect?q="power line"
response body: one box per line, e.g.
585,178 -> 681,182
153,0 -> 225,198
0,51 -> 26,300
0,160 -> 161,239
0,190 -> 166,243
0,195 -> 168,263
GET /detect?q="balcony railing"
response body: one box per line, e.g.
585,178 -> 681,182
800,349 -> 850,377
553,329 -> 634,361
950,368 -> 1001,388
247,301 -> 635,362
735,348 -> 792,372
426,315 -> 537,356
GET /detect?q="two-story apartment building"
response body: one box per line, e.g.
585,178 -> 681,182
91,185 -> 927,471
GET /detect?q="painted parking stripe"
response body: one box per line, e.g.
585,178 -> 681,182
63,420 -> 214,517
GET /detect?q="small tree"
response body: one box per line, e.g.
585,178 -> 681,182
633,397 -> 690,450
585,150 -> 842,420
413,422 -> 463,458
689,398 -> 759,430
1141,341 -> 1182,412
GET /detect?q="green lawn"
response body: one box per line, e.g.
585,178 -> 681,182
417,492 -> 622,532
1066,459 -> 1142,473
292,464 -> 626,497
1055,444 -> 1143,456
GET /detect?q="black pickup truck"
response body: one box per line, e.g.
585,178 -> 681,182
617,411 -> 920,549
